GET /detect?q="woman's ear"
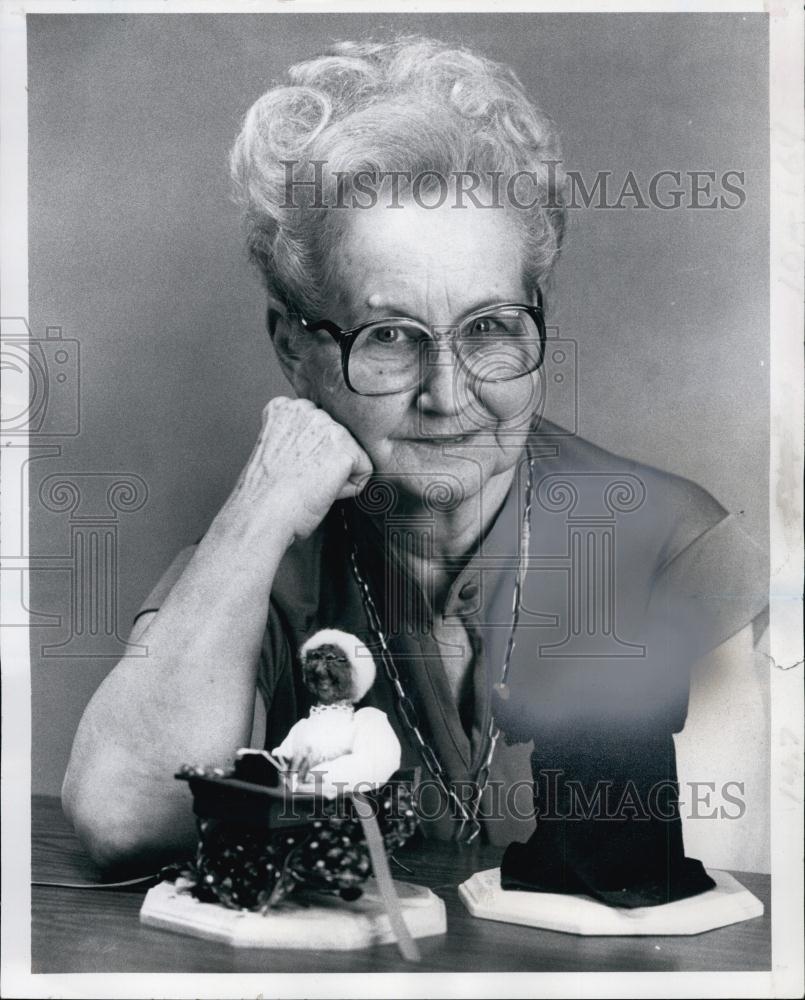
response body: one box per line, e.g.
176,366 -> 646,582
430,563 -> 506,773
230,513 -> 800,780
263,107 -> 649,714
268,306 -> 314,397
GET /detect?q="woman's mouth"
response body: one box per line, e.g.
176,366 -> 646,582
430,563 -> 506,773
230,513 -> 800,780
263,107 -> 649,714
409,433 -> 474,446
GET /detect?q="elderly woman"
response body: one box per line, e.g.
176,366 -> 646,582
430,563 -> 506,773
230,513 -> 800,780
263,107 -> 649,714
63,38 -> 766,897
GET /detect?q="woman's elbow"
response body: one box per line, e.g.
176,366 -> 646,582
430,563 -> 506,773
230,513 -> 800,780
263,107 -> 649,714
62,777 -> 141,873
62,806 -> 139,876
61,766 -> 186,876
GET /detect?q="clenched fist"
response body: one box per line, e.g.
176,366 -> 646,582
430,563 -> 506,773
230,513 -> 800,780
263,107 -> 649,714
222,397 -> 373,545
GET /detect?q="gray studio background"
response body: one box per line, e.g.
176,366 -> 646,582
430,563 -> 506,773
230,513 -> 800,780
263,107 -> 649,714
29,14 -> 768,807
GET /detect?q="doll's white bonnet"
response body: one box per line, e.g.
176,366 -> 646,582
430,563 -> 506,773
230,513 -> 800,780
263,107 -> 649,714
299,629 -> 376,703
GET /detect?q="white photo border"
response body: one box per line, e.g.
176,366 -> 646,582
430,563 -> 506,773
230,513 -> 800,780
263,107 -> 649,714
1,1 -> 802,998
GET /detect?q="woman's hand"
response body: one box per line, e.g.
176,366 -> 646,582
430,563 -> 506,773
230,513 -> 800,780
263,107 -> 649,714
223,397 -> 373,544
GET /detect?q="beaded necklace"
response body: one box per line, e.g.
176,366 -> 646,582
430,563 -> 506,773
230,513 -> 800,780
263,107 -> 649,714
342,454 -> 536,843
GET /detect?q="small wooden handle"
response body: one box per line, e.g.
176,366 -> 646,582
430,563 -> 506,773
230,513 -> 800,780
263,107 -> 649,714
353,791 -> 420,963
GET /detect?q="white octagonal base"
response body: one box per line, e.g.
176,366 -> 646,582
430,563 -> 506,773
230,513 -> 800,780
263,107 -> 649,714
141,877 -> 446,949
458,867 -> 763,936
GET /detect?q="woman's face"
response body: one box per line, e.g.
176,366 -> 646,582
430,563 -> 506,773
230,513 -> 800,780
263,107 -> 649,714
294,199 -> 543,506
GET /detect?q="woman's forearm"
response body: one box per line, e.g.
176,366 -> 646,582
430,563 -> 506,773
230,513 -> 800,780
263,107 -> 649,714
61,500 -> 293,873
62,398 -> 372,873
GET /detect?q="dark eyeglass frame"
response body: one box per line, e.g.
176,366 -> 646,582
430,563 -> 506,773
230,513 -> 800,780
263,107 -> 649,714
290,289 -> 546,396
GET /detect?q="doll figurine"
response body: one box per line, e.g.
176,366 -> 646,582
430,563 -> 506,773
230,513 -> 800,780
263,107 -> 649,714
272,629 -> 401,796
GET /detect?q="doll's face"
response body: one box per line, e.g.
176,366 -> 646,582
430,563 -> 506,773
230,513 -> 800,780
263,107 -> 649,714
302,644 -> 354,704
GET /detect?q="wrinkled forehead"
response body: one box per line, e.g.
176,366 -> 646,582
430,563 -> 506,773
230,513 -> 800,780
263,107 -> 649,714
324,200 -> 530,328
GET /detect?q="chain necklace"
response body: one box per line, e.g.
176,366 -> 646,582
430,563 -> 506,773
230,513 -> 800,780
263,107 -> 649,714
342,455 -> 536,843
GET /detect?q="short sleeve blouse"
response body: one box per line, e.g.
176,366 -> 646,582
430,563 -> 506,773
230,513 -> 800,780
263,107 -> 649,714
136,426 -> 768,850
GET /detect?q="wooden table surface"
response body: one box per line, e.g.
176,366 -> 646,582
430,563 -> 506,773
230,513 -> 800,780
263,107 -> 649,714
32,794 -> 770,974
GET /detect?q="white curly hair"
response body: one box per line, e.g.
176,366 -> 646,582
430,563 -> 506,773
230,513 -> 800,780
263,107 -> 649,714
230,36 -> 568,319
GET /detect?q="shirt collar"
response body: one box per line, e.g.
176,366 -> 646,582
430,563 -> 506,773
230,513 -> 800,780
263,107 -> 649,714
345,462 -> 525,622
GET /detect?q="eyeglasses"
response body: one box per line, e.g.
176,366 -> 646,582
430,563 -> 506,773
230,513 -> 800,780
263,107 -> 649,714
298,292 -> 546,396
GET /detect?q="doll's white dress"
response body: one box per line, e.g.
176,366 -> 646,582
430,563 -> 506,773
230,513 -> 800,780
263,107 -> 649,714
272,703 -> 401,796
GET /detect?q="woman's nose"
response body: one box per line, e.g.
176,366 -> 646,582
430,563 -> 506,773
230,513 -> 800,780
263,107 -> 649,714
416,337 -> 472,415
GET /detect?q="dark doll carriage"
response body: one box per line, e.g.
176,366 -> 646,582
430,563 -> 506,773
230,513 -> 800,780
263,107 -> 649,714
139,753 -> 445,959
